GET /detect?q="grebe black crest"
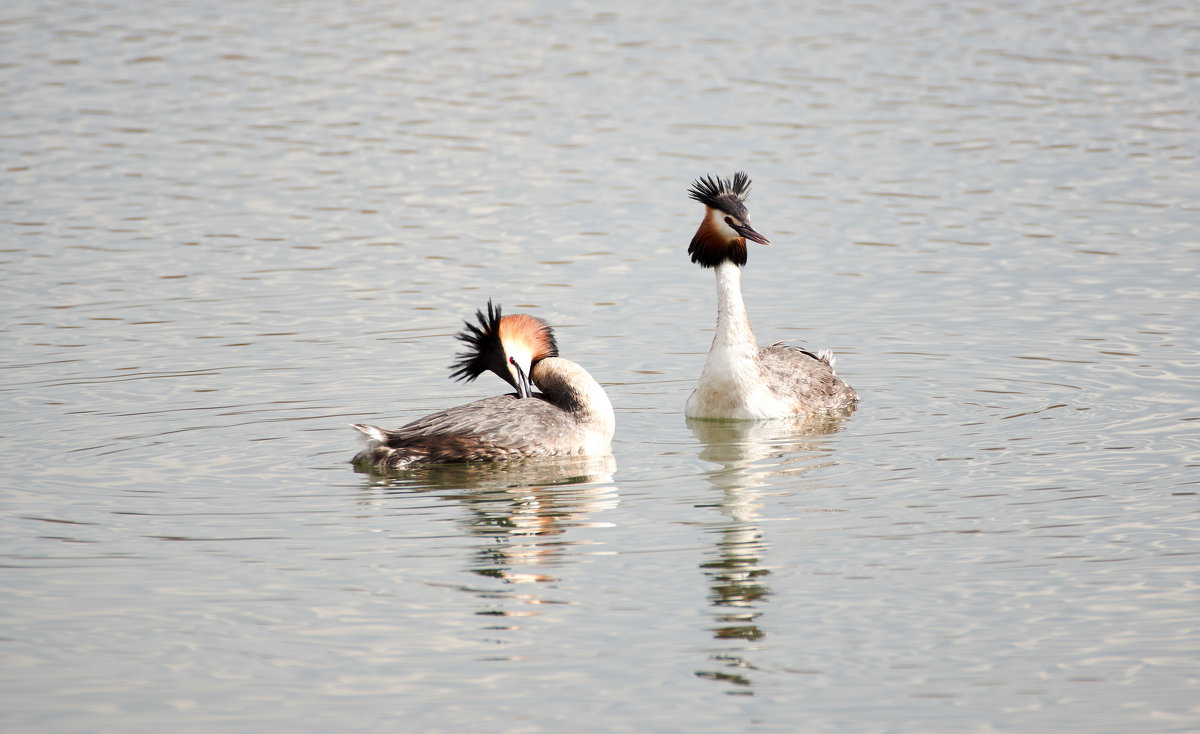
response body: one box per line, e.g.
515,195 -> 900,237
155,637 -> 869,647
685,172 -> 859,420
351,301 -> 614,471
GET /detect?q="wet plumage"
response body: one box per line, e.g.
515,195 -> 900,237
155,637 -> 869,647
351,302 -> 614,471
685,172 -> 859,420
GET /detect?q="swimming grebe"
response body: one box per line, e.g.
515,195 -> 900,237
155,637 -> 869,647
684,172 -> 859,420
351,301 -> 615,470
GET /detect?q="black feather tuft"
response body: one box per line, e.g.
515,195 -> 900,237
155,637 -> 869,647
449,300 -> 505,383
687,171 -> 752,217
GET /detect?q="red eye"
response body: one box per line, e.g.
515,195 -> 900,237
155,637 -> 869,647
725,216 -> 733,225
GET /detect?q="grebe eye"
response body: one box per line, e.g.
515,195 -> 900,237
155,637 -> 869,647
724,216 -> 733,225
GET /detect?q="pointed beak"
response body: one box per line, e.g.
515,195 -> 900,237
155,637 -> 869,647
511,360 -> 534,399
733,222 -> 771,245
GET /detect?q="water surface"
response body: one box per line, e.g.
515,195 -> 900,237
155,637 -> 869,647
3,1 -> 1199,732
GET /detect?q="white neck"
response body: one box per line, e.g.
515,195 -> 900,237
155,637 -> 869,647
687,262 -> 775,419
531,357 -> 616,445
711,261 -> 758,356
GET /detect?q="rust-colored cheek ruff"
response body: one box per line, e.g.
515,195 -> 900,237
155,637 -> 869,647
498,313 -> 559,362
689,220 -> 747,268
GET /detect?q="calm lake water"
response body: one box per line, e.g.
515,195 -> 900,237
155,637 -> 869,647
3,0 -> 1198,731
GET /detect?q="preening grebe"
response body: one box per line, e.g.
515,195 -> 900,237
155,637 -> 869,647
351,301 -> 615,470
684,172 -> 859,420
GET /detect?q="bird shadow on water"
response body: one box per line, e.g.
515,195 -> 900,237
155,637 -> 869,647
355,454 -> 619,585
687,415 -> 851,694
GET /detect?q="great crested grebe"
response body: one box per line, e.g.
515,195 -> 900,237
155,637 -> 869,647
351,301 -> 614,470
684,172 -> 859,420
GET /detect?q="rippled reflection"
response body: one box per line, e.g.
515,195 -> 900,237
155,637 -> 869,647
361,454 -> 617,587
689,417 -> 849,692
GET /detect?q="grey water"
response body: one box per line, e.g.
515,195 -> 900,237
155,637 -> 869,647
2,0 -> 1198,732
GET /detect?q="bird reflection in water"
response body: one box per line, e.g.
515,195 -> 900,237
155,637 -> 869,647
460,455 -> 617,585
359,454 -> 617,588
689,415 -> 849,693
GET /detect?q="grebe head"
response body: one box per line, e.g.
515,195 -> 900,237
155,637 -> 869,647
449,300 -> 559,398
687,172 -> 771,268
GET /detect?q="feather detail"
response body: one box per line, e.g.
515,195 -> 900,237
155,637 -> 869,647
689,209 -> 747,268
